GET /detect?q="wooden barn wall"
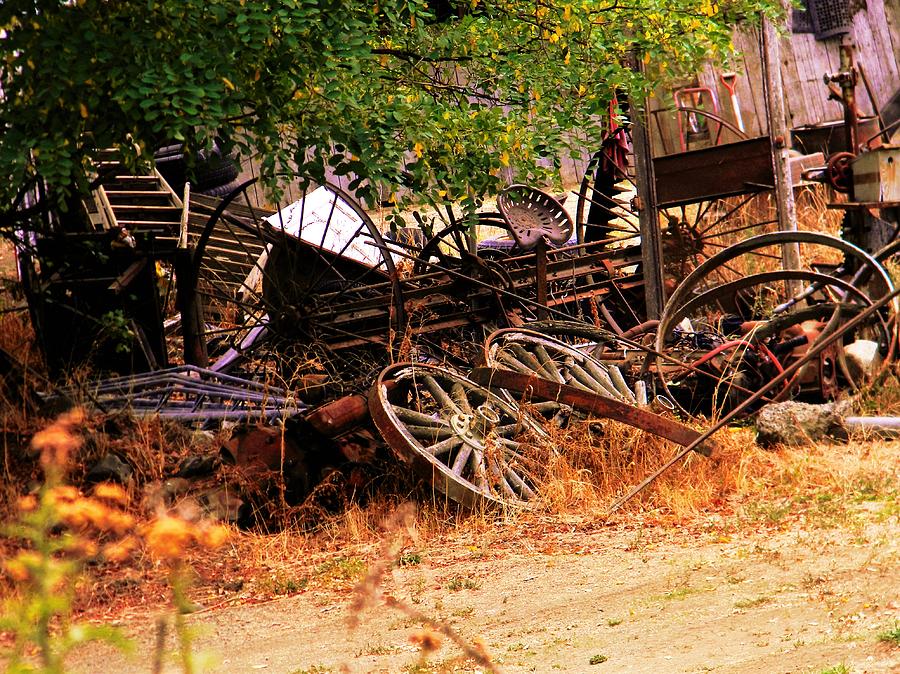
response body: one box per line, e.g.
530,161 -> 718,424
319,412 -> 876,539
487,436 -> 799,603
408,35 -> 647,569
651,0 -> 900,155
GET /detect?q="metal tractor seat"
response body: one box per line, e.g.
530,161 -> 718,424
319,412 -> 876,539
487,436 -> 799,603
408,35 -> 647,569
497,184 -> 574,250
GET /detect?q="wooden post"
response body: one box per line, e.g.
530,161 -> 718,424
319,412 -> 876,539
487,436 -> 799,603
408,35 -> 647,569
761,13 -> 802,294
535,238 -> 549,320
629,62 -> 666,320
175,182 -> 208,367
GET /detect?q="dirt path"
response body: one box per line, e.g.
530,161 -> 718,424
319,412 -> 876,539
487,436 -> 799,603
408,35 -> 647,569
71,502 -> 899,674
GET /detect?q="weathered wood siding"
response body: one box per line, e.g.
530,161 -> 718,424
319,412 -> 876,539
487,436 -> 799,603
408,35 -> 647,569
651,0 -> 900,155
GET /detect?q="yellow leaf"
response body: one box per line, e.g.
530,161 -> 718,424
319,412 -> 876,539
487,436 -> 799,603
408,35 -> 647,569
79,103 -> 88,119
222,77 -> 235,91
500,151 -> 510,166
413,142 -> 424,158
643,51 -> 651,64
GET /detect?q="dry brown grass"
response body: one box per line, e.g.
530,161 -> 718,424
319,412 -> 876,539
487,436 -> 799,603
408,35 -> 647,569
528,417 -> 760,518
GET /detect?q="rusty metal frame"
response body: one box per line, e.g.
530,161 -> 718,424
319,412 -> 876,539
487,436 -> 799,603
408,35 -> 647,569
469,366 -> 709,453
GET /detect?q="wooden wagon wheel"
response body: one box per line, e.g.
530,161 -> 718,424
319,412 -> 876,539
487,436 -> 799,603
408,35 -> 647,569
483,327 -> 647,408
368,362 -> 549,508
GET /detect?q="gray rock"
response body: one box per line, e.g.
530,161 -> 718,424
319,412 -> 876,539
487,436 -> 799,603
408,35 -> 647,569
84,453 -> 133,485
755,400 -> 850,447
198,488 -> 244,522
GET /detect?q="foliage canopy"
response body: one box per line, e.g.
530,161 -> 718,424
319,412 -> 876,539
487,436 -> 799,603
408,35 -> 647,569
0,0 -> 780,216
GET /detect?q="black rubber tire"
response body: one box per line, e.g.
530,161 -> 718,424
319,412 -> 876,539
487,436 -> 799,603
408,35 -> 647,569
191,152 -> 240,191
197,179 -> 245,198
153,142 -> 240,192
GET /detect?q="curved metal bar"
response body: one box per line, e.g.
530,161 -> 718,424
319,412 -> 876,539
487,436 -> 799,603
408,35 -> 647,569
469,367 -> 710,454
666,270 -> 876,331
674,107 -> 750,143
658,230 -> 896,346
191,177 -> 258,281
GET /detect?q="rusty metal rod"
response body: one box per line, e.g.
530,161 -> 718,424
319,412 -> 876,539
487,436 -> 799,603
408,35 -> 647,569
606,286 -> 900,514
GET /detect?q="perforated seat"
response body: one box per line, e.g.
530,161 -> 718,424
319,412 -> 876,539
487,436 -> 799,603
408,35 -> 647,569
497,184 -> 574,250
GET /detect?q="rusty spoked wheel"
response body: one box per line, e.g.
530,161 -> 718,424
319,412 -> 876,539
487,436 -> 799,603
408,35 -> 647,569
194,182 -> 405,385
368,363 -> 549,508
483,328 -> 648,409
412,211 -> 518,275
654,231 -> 897,417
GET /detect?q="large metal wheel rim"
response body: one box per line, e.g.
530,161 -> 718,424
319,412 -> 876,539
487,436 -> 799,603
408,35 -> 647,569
655,232 -> 896,399
412,213 -> 517,276
658,231 -> 896,347
193,181 -> 406,378
654,267 -> 894,416
261,182 -> 406,335
368,363 -> 547,509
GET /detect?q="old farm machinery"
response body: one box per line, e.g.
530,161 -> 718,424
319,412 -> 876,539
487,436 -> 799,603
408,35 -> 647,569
9,47 -> 900,510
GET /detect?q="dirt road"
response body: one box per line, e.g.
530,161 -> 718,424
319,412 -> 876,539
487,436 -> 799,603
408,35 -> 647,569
71,500 -> 899,674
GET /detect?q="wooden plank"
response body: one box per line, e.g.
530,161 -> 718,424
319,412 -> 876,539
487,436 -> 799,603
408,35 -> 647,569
734,27 -> 766,136
653,136 -> 773,206
852,4 -> 900,108
851,15 -> 885,116
778,33 -> 807,128
791,35 -> 829,126
885,0 -> 900,64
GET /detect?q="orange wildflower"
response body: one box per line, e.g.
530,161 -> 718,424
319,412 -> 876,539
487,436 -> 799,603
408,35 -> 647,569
410,629 -> 443,653
103,536 -> 139,563
17,494 -> 38,512
103,510 -> 136,536
4,552 -> 41,583
93,482 -> 130,506
198,524 -> 230,550
144,516 -> 194,561
32,408 -> 85,470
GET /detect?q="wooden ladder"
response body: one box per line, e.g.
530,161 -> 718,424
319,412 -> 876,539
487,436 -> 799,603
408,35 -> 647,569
90,154 -> 185,249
